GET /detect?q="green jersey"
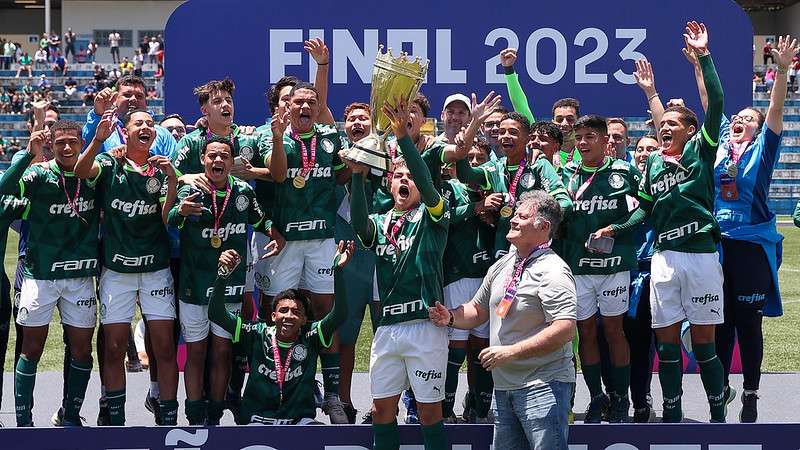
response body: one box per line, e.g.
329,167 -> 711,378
370,138 -> 447,214
169,177 -> 269,304
264,124 -> 344,241
0,196 -> 28,258
95,153 -> 170,273
172,124 -> 262,177
475,156 -> 567,257
362,202 -> 450,326
254,122 -> 276,217
560,157 -> 641,275
441,180 -> 494,284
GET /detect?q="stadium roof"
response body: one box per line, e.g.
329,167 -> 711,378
0,0 -> 178,8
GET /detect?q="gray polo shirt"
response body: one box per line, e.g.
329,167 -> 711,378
474,247 -> 577,390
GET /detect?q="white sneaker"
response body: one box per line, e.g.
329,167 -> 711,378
321,394 -> 349,424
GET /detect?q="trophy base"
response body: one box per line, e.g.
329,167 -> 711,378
344,134 -> 391,173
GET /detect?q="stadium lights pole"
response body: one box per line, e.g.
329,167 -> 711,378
45,0 -> 51,36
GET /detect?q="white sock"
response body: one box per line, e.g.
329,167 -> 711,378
149,382 -> 160,398
744,389 -> 758,396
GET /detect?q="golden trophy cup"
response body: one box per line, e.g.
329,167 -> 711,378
346,45 -> 429,172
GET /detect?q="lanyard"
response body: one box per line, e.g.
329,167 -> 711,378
505,158 -> 527,207
567,164 -> 600,201
124,157 -> 155,177
291,130 -> 317,177
496,243 -> 550,318
271,334 -> 295,404
210,179 -> 232,235
382,209 -> 413,249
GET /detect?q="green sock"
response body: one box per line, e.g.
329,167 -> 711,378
581,363 -> 604,398
207,400 -> 225,425
320,352 -> 340,396
14,355 -> 38,426
64,358 -> 92,422
612,364 -> 631,399
373,421 -> 400,450
421,420 -> 448,450
443,347 -> 466,417
693,343 -> 726,422
159,399 -> 178,426
472,354 -> 494,418
106,389 -> 126,426
185,399 -> 207,425
657,343 -> 683,422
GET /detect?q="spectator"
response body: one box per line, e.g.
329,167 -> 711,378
34,47 -> 48,70
21,80 -> 34,97
107,65 -> 121,85
64,76 -> 78,98
48,30 -> 61,59
0,88 -> 9,113
109,30 -> 121,63
10,93 -> 24,114
93,64 -> 107,87
6,137 -> 21,157
0,135 -> 6,156
790,55 -> 800,93
146,85 -> 158,99
0,38 -> 6,69
87,40 -> 98,63
154,63 -> 164,97
37,74 -> 51,93
765,67 -> 776,93
148,36 -> 160,64
82,80 -> 97,106
15,52 -> 33,78
38,33 -> 49,60
157,33 -> 165,52
133,49 -> 144,77
139,36 -> 150,57
64,27 -> 76,61
52,51 -> 68,77
2,39 -> 15,70
119,56 -> 134,76
763,40 -> 774,65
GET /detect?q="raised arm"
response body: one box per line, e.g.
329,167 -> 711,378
682,39 -> 708,113
347,163 -> 375,246
765,35 -> 799,135
265,107 -> 289,183
0,130 -> 47,195
75,108 -> 115,179
318,241 -> 354,339
634,59 -> 665,144
306,39 -> 335,126
500,48 -> 535,124
443,92 -> 502,163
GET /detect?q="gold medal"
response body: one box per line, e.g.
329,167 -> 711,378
500,206 -> 513,218
292,176 -> 306,189
210,235 -> 222,248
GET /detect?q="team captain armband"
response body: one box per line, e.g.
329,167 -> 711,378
426,196 -> 445,220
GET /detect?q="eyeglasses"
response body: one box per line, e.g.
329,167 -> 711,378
165,126 -> 186,134
731,115 -> 757,124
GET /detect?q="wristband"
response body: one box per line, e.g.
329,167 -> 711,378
647,93 -> 660,102
778,65 -> 789,75
317,62 -> 329,66
447,310 -> 454,327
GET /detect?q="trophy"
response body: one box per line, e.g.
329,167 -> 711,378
346,45 -> 429,173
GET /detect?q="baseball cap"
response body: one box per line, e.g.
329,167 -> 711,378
442,94 -> 471,113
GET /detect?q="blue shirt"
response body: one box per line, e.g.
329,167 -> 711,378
82,109 -> 177,158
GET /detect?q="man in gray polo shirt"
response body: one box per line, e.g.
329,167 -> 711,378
429,191 -> 577,449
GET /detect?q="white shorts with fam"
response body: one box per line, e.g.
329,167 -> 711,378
444,277 -> 489,340
17,276 -> 97,328
265,238 -> 335,296
180,300 -> 241,343
99,268 -> 175,324
650,250 -> 725,328
575,271 -> 631,321
370,319 -> 448,403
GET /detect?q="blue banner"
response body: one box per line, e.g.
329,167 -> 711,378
3,424 -> 798,449
164,0 -> 753,125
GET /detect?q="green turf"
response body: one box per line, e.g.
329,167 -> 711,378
4,227 -> 800,373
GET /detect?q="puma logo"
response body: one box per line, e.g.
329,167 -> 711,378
433,386 -> 441,394
710,308 -> 721,316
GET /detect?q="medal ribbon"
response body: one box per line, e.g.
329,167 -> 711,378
505,158 -> 527,209
496,242 -> 550,318
291,130 -> 317,178
124,157 -> 156,177
210,179 -> 232,238
57,167 -> 83,223
727,140 -> 751,172
382,209 -> 413,249
271,334 -> 295,404
115,123 -> 126,145
567,164 -> 601,201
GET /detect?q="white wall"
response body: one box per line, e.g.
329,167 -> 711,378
61,0 -> 182,63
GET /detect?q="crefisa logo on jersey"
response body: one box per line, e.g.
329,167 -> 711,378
651,170 -> 689,195
574,196 -> 618,214
608,173 -> 625,189
235,194 -> 249,212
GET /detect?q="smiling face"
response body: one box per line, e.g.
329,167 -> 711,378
730,108 -> 761,143
506,202 -> 548,247
52,128 -> 82,171
115,83 -> 147,113
289,88 -> 320,134
160,117 -> 186,142
606,122 -> 629,157
201,89 -> 234,128
659,111 -> 696,154
441,101 -> 470,136
528,131 -> 560,160
203,141 -> 233,186
345,108 -> 371,142
271,298 -> 308,342
553,106 -> 577,138
390,164 -> 421,211
634,137 -> 658,172
481,111 -> 505,147
574,126 -> 608,166
123,111 -> 155,152
498,118 -> 527,161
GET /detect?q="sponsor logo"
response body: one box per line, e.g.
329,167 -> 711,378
317,267 -> 333,276
657,221 -> 699,243
738,293 -> 766,304
235,194 -> 249,212
710,308 -> 721,316
578,256 -> 622,268
206,284 -> 245,298
17,307 -> 28,323
285,219 -> 326,233
257,363 -> 304,382
292,344 -> 307,362
602,285 -> 627,298
573,195 -> 619,214
287,166 -> 332,179
112,253 -> 155,267
51,258 -> 98,272
111,199 -> 158,217
472,250 -> 491,264
608,172 -> 625,189
150,286 -> 174,297
240,145 -> 254,161
49,198 -> 94,217
75,297 -> 97,307
414,369 -> 443,381
375,235 -> 414,256
433,386 -> 442,394
146,177 -> 161,194
99,303 -> 107,319
383,298 -> 425,317
650,169 -> 688,196
520,172 -> 535,189
408,208 -> 423,223
691,294 -> 720,305
255,272 -> 270,290
201,222 -> 247,240
495,249 -> 508,259
320,138 -> 335,154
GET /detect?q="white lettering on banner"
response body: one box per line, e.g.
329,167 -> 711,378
112,254 -> 155,267
332,29 -> 379,83
436,30 -> 466,83
285,219 -> 326,232
574,28 -> 608,84
485,28 -> 520,83
51,258 -> 98,272
164,428 -> 209,447
657,221 -> 699,243
525,28 -> 568,85
269,29 -> 303,83
206,285 -> 245,298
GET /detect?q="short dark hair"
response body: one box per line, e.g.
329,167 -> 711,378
663,106 -> 699,134
343,102 -> 370,120
606,117 -> 628,131
489,105 -> 509,116
412,92 -> 430,117
49,120 -> 82,141
530,121 -> 564,146
202,136 -> 233,154
472,136 -> 491,156
272,289 -> 313,320
194,78 -> 235,107
574,115 -> 608,135
501,112 -> 531,135
116,75 -> 146,91
289,82 -> 319,100
122,108 -> 151,126
159,113 -> 186,126
636,134 -> 659,146
552,98 -> 580,117
266,75 -> 298,114
743,107 -> 766,130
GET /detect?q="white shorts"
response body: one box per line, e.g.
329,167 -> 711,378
650,250 -> 724,328
99,268 -> 175,324
575,272 -> 631,321
264,239 -> 335,296
372,270 -> 380,302
370,320 -> 448,403
245,233 -> 255,294
444,278 -> 489,340
250,231 -> 273,293
179,300 -> 241,342
17,277 -> 97,328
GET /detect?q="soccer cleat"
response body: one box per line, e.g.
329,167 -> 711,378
584,394 -> 610,424
97,400 -> 111,426
361,410 -> 373,424
724,386 -> 737,406
402,390 -> 419,424
144,395 -> 162,425
321,394 -> 349,424
633,406 -> 655,423
740,392 -> 759,423
342,403 -> 357,424
460,392 -> 474,423
51,407 -> 65,426
126,358 -> 143,373
608,395 -> 630,423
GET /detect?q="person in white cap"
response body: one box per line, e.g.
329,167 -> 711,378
439,94 -> 472,144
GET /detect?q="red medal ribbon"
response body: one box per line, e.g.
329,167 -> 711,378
210,178 -> 232,238
567,164 -> 601,201
57,167 -> 86,223
505,158 -> 527,210
497,242 -> 550,317
291,130 -> 317,178
271,334 -> 295,404
125,157 -> 156,177
382,209 -> 413,249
